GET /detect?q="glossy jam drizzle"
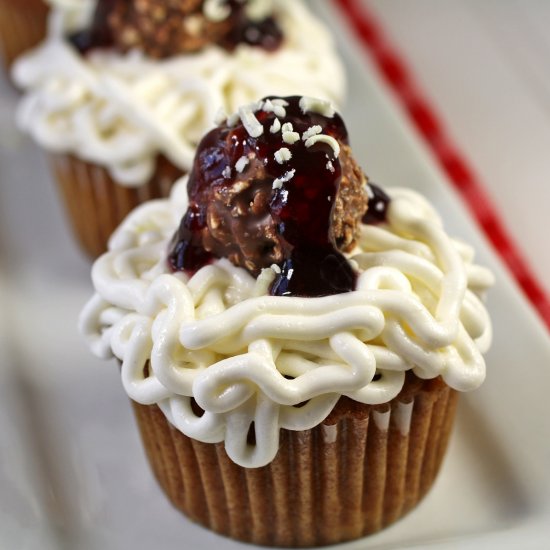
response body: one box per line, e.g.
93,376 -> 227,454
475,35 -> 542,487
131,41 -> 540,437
69,0 -> 114,53
70,0 -> 282,54
168,96 -> 359,297
363,183 -> 390,225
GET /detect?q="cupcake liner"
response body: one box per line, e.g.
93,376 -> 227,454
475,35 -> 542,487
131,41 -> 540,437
0,0 -> 49,69
49,154 -> 184,258
131,376 -> 458,547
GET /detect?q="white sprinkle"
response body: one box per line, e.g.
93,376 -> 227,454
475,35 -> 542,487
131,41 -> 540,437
273,105 -> 286,118
326,160 -> 335,173
222,166 -> 231,179
271,98 -> 289,107
302,125 -> 322,141
273,169 -> 296,189
214,107 -> 227,125
235,156 -> 249,173
299,96 -> 336,118
274,147 -> 292,164
270,118 -> 281,133
203,0 -> 231,22
282,131 -> 300,145
262,99 -> 286,118
261,99 -> 274,111
281,122 -> 293,133
239,104 -> 264,138
271,264 -> 282,274
305,134 -> 340,158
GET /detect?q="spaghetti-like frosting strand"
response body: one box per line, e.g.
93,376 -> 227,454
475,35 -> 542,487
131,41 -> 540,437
13,0 -> 345,186
79,177 -> 494,467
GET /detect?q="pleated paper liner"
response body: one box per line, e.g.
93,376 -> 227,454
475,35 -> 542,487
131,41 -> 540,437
131,374 -> 458,547
49,154 -> 184,258
0,0 -> 49,69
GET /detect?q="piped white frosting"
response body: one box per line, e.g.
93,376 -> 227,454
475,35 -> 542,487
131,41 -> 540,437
12,0 -> 345,186
79,177 -> 494,468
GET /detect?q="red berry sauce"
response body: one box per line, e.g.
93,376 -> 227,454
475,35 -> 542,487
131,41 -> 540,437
362,183 -> 390,225
168,96 -> 358,297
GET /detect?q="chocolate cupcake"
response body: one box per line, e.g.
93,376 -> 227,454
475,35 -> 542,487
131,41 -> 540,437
80,96 -> 493,546
12,0 -> 346,258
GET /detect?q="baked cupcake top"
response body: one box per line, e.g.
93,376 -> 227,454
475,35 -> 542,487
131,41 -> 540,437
80,97 -> 494,468
12,0 -> 345,185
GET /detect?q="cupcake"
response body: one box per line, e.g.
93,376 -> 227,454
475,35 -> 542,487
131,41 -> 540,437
80,96 -> 493,547
12,0 -> 345,258
0,0 -> 49,70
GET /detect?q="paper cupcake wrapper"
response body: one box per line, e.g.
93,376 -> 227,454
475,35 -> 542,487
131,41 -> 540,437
0,0 -> 49,69
131,377 -> 458,547
49,154 -> 184,258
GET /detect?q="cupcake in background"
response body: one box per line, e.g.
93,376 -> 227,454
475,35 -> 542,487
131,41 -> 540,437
0,0 -> 49,70
80,96 -> 494,547
12,0 -> 346,258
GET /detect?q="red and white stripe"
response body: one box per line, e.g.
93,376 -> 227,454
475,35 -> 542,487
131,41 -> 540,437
335,0 -> 550,331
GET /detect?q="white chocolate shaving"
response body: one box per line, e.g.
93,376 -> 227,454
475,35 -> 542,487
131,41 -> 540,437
239,104 -> 264,138
262,99 -> 287,119
273,169 -> 296,189
299,96 -> 336,118
281,122 -> 301,144
283,131 -> 300,144
222,166 -> 231,179
305,134 -> 340,158
271,99 -> 289,107
274,147 -> 292,164
302,125 -> 322,140
270,118 -> 282,134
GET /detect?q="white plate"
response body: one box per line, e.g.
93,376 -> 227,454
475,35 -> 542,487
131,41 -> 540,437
1,4 -> 549,549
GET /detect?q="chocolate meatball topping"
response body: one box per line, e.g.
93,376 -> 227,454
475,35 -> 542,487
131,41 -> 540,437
70,0 -> 283,57
168,96 -> 370,298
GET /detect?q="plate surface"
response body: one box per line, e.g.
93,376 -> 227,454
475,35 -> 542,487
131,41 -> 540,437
1,3 -> 549,549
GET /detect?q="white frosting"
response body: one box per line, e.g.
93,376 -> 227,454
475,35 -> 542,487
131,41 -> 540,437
12,0 -> 345,186
79,177 -> 494,468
